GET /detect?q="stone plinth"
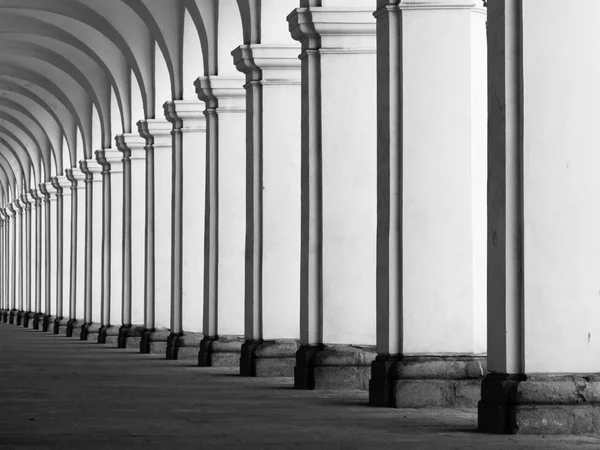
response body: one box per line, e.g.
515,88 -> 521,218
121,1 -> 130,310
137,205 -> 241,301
140,328 -> 170,354
166,332 -> 204,361
23,311 -> 32,328
199,336 -> 245,367
117,324 -> 144,349
98,325 -> 120,345
478,374 -> 600,435
295,345 -> 376,391
240,339 -> 299,377
370,355 -> 486,408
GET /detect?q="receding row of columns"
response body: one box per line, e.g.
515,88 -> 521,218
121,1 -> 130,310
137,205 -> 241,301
0,0 -> 487,399
3,0 -> 590,435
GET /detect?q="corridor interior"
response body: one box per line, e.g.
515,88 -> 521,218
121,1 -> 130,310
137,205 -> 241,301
1,0 -> 600,443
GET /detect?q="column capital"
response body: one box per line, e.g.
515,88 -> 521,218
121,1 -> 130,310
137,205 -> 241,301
115,133 -> 146,161
79,159 -> 103,182
287,7 -> 376,51
39,182 -> 58,200
6,203 -> 15,216
137,119 -> 172,151
51,175 -> 72,197
95,149 -> 124,174
29,188 -> 43,205
14,197 -> 24,213
65,167 -> 86,190
232,44 -> 301,84
194,76 -> 246,112
376,0 -> 484,13
164,101 -> 206,132
20,193 -> 31,210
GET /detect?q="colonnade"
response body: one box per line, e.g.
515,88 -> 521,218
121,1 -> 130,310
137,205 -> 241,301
0,0 -> 598,435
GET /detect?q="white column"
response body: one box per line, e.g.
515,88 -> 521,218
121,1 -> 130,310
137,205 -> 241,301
164,101 -> 206,359
79,159 -> 103,340
52,176 -> 72,334
0,214 -> 4,319
288,3 -> 378,390
370,0 -> 487,408
138,119 -> 173,353
41,182 -> 58,331
38,184 -> 50,329
30,190 -> 43,329
0,213 -> 4,320
96,149 -> 124,344
21,193 -> 33,326
232,44 -> 302,376
479,0 -> 600,435
3,208 -> 10,323
6,203 -> 15,323
115,134 -> 146,348
13,198 -> 23,322
65,168 -> 86,336
195,76 -> 246,366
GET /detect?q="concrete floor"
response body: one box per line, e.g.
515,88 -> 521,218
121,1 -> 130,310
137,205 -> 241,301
0,325 -> 599,450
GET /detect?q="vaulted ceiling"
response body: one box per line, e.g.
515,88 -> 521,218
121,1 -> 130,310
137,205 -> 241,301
0,0 -> 295,205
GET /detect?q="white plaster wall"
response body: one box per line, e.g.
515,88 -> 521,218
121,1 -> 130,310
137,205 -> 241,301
75,186 -> 86,321
110,171 -> 124,327
130,154 -> 145,325
62,193 -> 72,318
401,9 -> 482,354
40,204 -> 46,313
262,83 -> 301,340
30,207 -> 37,313
321,51 -> 377,346
15,210 -> 21,310
470,11 -> 487,355
182,129 -> 206,333
49,197 -> 57,316
217,110 -> 245,337
91,180 -> 103,323
523,0 -> 600,373
154,144 -> 172,329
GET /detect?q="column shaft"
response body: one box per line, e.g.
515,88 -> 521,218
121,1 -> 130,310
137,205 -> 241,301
195,76 -> 247,367
233,43 -> 303,376
138,120 -> 173,352
115,134 -> 146,338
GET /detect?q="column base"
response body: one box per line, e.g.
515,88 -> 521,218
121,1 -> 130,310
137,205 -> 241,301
16,310 -> 24,326
166,332 -> 203,360
42,314 -> 54,332
80,323 -> 101,341
8,309 -> 16,324
240,339 -> 299,377
23,311 -> 33,328
2,309 -> 8,323
198,336 -> 244,367
66,319 -> 78,337
32,313 -> 43,330
139,328 -> 169,354
477,373 -> 600,435
98,326 -> 120,345
294,344 -> 376,390
117,325 -> 143,349
368,354 -> 486,408
55,319 -> 69,335
52,317 -> 63,334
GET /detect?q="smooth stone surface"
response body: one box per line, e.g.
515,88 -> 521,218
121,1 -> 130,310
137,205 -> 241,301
0,324 -> 599,448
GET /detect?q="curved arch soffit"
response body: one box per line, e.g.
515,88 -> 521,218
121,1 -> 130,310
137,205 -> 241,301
0,79 -> 78,167
0,40 -> 111,149
0,0 -> 154,118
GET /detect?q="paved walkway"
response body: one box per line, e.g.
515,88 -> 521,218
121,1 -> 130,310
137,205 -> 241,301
0,324 -> 599,449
